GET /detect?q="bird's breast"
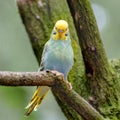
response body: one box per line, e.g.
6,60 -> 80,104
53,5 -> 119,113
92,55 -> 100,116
44,40 -> 74,78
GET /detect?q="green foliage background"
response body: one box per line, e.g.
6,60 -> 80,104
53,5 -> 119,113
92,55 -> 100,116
0,0 -> 120,120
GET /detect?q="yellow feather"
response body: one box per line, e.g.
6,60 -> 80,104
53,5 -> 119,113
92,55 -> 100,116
25,86 -> 49,116
55,20 -> 68,30
52,20 -> 69,40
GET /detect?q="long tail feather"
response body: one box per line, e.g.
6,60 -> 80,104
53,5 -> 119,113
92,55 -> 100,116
25,86 -> 49,116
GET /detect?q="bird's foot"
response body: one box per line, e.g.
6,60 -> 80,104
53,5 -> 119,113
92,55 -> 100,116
50,70 -> 64,78
66,81 -> 72,90
51,70 -> 64,77
46,70 -> 64,80
46,70 -> 64,78
46,70 -> 72,89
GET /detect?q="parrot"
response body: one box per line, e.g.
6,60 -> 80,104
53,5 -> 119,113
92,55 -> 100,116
25,20 -> 74,116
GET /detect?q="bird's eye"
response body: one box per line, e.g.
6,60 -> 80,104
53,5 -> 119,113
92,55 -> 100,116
53,32 -> 56,35
65,33 -> 68,36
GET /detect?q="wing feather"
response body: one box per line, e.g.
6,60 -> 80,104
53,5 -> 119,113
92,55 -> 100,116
39,41 -> 49,71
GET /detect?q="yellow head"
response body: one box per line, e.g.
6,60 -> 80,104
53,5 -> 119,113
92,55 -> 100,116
52,20 -> 69,40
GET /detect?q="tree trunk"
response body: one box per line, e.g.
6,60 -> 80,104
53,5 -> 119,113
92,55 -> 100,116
16,0 -> 120,119
67,0 -> 120,119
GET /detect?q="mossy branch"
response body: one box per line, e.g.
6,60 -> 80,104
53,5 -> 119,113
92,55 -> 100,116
0,71 -> 104,120
66,0 -> 120,117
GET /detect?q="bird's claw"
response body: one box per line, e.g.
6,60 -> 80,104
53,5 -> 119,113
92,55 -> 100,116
66,81 -> 72,90
50,70 -> 64,78
45,70 -> 72,89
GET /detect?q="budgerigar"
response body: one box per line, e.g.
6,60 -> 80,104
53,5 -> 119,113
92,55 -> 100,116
25,20 -> 74,116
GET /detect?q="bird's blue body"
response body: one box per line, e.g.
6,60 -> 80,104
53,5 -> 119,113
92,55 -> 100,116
25,20 -> 74,116
41,38 -> 74,79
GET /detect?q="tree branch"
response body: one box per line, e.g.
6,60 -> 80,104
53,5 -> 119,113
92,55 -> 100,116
0,71 -> 104,120
0,71 -> 53,86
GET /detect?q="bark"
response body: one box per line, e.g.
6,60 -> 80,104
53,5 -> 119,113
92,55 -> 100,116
67,0 -> 120,119
0,71 -> 53,86
0,71 -> 105,120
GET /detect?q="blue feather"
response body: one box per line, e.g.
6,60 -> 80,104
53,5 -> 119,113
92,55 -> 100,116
40,38 -> 74,80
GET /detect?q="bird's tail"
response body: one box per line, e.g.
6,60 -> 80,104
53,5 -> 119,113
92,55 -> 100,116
25,86 -> 49,116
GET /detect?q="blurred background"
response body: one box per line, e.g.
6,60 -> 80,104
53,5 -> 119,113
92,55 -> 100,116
0,0 -> 119,120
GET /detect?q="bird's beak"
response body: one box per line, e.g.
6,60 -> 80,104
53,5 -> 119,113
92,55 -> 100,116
58,29 -> 64,38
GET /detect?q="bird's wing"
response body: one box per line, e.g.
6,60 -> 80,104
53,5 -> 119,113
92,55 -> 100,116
39,41 -> 49,71
25,41 -> 50,116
